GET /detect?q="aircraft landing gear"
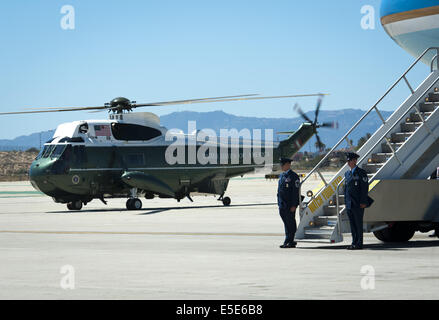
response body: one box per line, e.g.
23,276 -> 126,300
67,200 -> 83,211
126,188 -> 142,210
126,198 -> 142,210
222,196 -> 231,206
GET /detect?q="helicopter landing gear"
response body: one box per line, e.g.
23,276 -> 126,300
222,196 -> 231,206
126,198 -> 142,210
126,188 -> 142,210
67,200 -> 83,211
218,194 -> 231,206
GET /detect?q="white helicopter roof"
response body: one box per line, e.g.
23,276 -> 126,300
51,112 -> 167,145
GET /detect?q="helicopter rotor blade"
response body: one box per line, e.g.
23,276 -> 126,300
14,94 -> 261,112
293,103 -> 313,123
133,93 -> 328,108
314,94 -> 324,124
319,121 -> 339,129
315,134 -> 325,152
0,106 -> 108,115
1,93 -> 328,115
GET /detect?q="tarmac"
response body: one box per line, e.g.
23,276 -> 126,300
0,171 -> 438,300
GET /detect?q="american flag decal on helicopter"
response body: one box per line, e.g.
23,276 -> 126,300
94,125 -> 111,137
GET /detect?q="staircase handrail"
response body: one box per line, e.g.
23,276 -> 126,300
300,47 -> 439,188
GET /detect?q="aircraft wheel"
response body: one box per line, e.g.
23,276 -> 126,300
126,198 -> 142,210
373,222 -> 415,242
67,200 -> 82,211
222,196 -> 231,206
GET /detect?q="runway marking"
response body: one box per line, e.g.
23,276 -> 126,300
0,191 -> 44,198
0,196 -> 43,198
0,191 -> 43,194
0,230 -> 283,237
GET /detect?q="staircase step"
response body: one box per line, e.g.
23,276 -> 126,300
323,205 -> 344,216
329,194 -> 345,206
419,102 -> 439,112
427,92 -> 439,102
296,239 -> 336,243
304,226 -> 335,239
362,163 -> 384,174
390,132 -> 412,143
400,122 -> 422,132
313,216 -> 338,227
381,142 -> 403,153
370,152 -> 392,163
408,112 -> 432,122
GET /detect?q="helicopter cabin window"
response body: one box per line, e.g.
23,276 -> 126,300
124,153 -> 144,166
111,123 -> 161,141
79,122 -> 89,134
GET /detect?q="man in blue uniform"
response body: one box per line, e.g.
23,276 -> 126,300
277,158 -> 300,249
344,152 -> 369,250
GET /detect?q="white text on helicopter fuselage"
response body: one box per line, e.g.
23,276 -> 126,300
165,121 -> 274,165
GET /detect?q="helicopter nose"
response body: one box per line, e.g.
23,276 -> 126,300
29,160 -> 56,194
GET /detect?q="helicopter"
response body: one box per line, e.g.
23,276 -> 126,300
0,93 -> 336,211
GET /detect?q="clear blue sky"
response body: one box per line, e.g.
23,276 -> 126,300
0,0 -> 430,139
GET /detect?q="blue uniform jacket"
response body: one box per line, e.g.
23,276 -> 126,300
344,166 -> 369,209
277,169 -> 300,209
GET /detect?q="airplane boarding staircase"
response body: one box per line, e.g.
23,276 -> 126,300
295,48 -> 439,243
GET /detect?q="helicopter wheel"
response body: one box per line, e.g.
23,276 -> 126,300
67,200 -> 83,211
126,198 -> 142,210
222,196 -> 231,206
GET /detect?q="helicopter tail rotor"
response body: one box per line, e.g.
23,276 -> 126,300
293,103 -> 313,123
293,95 -> 339,152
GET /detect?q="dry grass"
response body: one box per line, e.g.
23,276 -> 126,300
0,151 -> 38,182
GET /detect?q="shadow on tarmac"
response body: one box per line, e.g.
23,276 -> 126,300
47,202 -> 277,215
304,239 -> 439,251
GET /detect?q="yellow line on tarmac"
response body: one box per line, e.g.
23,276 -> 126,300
0,230 -> 283,237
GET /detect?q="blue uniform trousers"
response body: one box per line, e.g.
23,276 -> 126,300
279,208 -> 297,244
347,207 -> 364,247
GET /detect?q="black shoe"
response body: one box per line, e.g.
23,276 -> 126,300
281,242 -> 296,248
347,245 -> 355,250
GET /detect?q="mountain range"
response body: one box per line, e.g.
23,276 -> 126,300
0,109 -> 392,152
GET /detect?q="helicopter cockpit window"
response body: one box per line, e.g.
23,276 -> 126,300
50,145 -> 67,159
59,137 -> 85,143
36,146 -> 48,160
41,145 -> 55,158
111,123 -> 161,141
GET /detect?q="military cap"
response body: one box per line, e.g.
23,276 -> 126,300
280,158 -> 292,165
346,152 -> 360,161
